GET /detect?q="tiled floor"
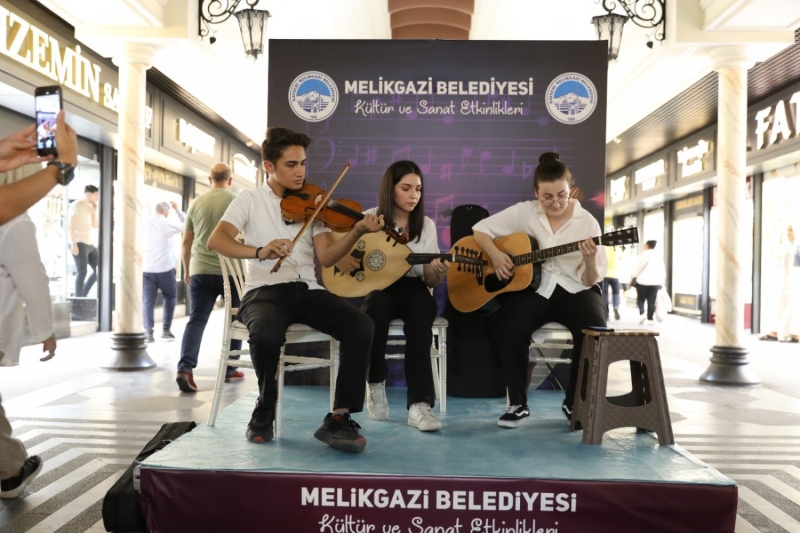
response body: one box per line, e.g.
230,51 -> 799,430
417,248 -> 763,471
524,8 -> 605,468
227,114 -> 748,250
1,304 -> 799,532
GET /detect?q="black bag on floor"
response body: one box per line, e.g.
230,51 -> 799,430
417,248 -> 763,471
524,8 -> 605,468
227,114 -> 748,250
102,421 -> 196,532
444,205 -> 505,398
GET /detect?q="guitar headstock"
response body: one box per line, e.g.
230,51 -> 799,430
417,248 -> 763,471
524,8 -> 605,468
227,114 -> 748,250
600,227 -> 640,247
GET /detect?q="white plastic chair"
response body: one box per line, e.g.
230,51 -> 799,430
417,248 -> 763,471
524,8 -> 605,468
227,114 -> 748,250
384,317 -> 448,413
206,255 -> 339,438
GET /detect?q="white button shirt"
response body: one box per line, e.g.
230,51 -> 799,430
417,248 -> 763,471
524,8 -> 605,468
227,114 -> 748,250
142,210 -> 185,274
472,199 -> 607,298
364,208 -> 439,278
221,185 -> 331,295
0,214 -> 54,367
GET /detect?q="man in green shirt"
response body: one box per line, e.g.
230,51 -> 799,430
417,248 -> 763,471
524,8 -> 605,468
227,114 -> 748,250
176,163 -> 242,392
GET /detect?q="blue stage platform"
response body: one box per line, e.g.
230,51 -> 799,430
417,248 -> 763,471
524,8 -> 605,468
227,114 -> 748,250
137,386 -> 737,533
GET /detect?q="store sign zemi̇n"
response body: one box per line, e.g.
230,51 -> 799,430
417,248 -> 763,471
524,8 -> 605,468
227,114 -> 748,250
754,90 -> 800,150
0,5 -> 152,128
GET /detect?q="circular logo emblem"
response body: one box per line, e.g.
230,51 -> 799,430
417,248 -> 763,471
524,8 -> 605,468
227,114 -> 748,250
288,71 -> 339,122
545,72 -> 597,125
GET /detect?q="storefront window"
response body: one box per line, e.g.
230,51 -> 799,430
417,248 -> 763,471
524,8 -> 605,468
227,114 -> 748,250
30,155 -> 101,324
672,215 -> 704,315
760,172 -> 800,334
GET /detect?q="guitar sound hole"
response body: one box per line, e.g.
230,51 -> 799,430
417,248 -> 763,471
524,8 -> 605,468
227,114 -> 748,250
366,251 -> 386,271
484,273 -> 511,293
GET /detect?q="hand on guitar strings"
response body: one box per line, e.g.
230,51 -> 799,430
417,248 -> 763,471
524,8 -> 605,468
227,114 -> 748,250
430,258 -> 450,278
490,250 -> 515,281
577,237 -> 598,258
336,254 -> 362,273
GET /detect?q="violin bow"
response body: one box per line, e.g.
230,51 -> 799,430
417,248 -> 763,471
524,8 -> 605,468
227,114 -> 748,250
271,161 -> 352,273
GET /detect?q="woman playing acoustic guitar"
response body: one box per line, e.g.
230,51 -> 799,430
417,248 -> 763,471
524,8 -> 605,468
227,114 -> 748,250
472,152 -> 608,428
359,160 -> 450,432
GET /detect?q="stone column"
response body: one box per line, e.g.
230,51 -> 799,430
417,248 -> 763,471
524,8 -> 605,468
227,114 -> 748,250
700,46 -> 759,385
104,43 -> 157,370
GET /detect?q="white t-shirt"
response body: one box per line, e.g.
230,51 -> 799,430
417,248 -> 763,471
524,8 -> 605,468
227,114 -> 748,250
364,208 -> 439,278
71,199 -> 96,246
472,199 -> 608,298
143,212 -> 185,273
221,185 -> 331,294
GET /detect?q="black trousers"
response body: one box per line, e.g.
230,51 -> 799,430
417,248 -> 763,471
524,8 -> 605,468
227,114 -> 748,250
636,284 -> 659,320
363,276 -> 437,409
488,284 -> 607,408
237,282 -> 373,413
73,242 -> 98,297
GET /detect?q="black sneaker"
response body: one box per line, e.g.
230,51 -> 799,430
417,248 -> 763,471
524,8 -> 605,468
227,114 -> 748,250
246,402 -> 275,443
497,405 -> 530,428
313,413 -> 367,453
145,332 -> 155,343
161,329 -> 175,339
0,456 -> 43,499
561,400 -> 573,424
613,307 -> 621,321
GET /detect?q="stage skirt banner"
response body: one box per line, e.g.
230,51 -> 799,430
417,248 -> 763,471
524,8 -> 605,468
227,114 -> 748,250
139,469 -> 738,533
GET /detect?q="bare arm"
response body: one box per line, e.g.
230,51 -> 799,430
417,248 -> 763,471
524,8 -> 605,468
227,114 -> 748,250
207,220 -> 294,261
473,230 -> 515,280
91,202 -> 98,228
578,238 -> 602,286
0,166 -> 59,226
182,230 -> 194,285
422,259 -> 450,288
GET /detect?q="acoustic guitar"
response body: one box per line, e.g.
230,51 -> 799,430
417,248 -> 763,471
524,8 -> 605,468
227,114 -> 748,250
446,228 -> 640,314
322,231 -> 487,297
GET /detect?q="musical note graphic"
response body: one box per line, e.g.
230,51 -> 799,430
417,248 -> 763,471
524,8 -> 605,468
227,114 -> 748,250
391,145 -> 411,161
502,150 -> 516,175
438,162 -> 453,181
351,144 -> 378,168
479,150 -> 492,174
434,194 -> 455,223
460,147 -> 473,170
420,149 -> 433,174
521,160 -> 534,181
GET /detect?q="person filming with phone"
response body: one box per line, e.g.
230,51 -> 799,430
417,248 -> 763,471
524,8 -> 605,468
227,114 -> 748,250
1,107 -> 79,499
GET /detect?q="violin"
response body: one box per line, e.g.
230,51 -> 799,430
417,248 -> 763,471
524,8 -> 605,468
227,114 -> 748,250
281,185 -> 408,244
271,162 -> 407,274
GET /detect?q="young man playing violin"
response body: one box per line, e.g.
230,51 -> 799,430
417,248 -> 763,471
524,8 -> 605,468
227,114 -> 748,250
207,127 -> 384,453
471,152 -> 608,428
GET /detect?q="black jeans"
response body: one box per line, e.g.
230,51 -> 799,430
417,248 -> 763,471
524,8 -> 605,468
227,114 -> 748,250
636,284 -> 660,320
142,269 -> 177,334
237,283 -> 373,413
363,277 -> 438,409
488,284 -> 607,408
73,242 -> 98,297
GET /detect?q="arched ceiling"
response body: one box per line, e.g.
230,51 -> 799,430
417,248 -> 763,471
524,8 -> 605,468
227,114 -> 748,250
388,0 -> 473,40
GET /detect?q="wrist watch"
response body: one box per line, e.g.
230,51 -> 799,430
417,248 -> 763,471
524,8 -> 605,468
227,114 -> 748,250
48,160 -> 76,186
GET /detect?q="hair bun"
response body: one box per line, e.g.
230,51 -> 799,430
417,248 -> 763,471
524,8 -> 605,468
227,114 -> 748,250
539,152 -> 560,164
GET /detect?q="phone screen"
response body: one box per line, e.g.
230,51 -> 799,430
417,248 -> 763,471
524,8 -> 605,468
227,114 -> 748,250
35,91 -> 61,154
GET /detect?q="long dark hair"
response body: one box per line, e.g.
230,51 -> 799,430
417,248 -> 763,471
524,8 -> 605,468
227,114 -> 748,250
377,160 -> 424,242
533,152 -> 573,191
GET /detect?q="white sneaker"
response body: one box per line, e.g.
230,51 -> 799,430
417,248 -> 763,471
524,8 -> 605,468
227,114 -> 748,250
408,402 -> 442,432
639,314 -> 646,324
646,319 -> 655,326
366,382 -> 389,420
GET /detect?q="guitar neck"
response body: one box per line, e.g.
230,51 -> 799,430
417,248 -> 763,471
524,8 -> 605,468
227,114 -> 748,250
511,236 -> 601,266
406,253 -> 486,266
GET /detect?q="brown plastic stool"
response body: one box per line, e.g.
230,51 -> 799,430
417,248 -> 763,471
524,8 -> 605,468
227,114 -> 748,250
570,329 -> 674,445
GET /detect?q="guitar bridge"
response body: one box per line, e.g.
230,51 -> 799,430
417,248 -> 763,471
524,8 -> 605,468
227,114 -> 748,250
476,264 -> 484,286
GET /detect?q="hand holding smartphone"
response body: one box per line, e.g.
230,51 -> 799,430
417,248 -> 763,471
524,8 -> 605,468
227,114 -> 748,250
35,85 -> 62,157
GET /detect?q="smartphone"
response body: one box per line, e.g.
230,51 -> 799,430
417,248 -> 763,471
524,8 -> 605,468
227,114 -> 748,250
585,326 -> 615,332
35,85 -> 62,157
